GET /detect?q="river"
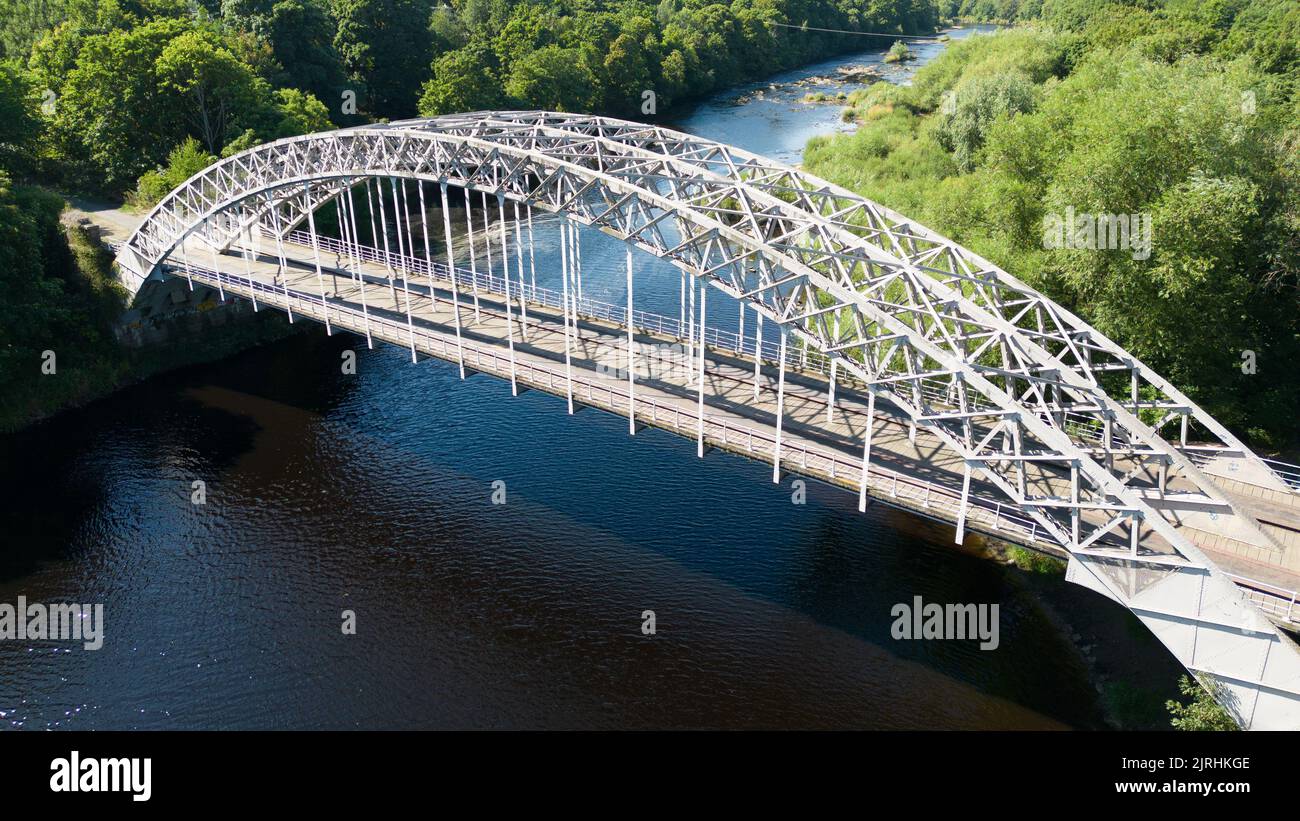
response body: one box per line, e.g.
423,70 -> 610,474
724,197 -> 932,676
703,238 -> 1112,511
0,24 -> 1116,730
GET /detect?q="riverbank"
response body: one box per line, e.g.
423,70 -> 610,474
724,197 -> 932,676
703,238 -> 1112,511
971,537 -> 1186,729
0,210 -> 302,434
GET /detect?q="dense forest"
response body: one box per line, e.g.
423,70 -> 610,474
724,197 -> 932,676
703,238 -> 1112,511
807,0 -> 1300,446
0,0 -> 944,197
0,0 -> 945,428
0,0 -> 1296,450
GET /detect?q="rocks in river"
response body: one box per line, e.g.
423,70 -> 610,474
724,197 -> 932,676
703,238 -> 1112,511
835,64 -> 884,83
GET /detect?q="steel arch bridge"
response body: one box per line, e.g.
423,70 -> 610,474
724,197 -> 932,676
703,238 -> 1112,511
115,111 -> 1300,728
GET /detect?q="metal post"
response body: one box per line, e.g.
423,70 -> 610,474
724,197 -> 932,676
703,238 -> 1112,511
463,193 -> 482,321
393,178 -> 416,362
481,191 -> 494,286
437,181 -> 465,378
753,312 -> 763,398
208,242 -> 225,302
574,224 -> 583,302
1071,463 -> 1081,546
269,199 -> 293,323
513,201 -> 529,340
680,270 -> 686,335
335,184 -> 353,285
697,280 -> 708,457
375,179 -> 398,307
626,244 -> 635,435
955,463 -> 972,545
246,220 -> 260,310
241,225 -> 258,311
342,184 -> 372,347
399,179 -> 417,278
773,327 -> 787,483
364,178 -> 380,252
526,205 -> 537,294
305,200 -> 331,335
560,219 -> 574,413
416,180 -> 437,299
827,360 -> 837,424
497,193 -> 517,395
859,391 -> 875,512
687,274 -> 696,385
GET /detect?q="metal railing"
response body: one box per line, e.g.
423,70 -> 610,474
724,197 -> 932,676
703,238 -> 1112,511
279,231 -> 1002,413
1263,458 -> 1300,492
1227,573 -> 1299,624
1185,449 -> 1300,493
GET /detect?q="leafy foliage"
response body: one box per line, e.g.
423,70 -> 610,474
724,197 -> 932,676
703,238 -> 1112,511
1166,674 -> 1239,730
130,136 -> 214,207
418,0 -> 944,117
808,5 -> 1300,446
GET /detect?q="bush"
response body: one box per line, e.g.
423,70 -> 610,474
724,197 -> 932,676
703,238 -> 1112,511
885,41 -> 915,63
1167,675 -> 1239,730
129,137 -> 215,209
935,70 -> 1038,171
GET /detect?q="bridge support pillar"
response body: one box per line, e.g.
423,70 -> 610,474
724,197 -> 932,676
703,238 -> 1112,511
269,200 -> 294,325
680,270 -> 686,337
207,243 -> 226,304
827,360 -> 837,424
526,205 -> 537,295
687,274 -> 695,386
374,179 -> 399,310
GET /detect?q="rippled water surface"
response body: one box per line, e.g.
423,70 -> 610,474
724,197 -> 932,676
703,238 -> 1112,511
0,25 -> 1109,730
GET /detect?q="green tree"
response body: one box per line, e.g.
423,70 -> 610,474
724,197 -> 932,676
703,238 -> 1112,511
418,42 -> 504,115
51,18 -> 190,192
155,29 -> 265,153
221,86 -> 333,154
0,61 -> 41,174
0,0 -> 69,60
601,22 -> 658,115
262,0 -> 348,115
332,0 -> 433,119
130,135 -> 215,206
503,45 -> 598,112
935,70 -> 1037,171
1167,675 -> 1239,731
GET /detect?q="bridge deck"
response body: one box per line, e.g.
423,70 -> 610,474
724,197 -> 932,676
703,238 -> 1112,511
143,229 -> 1300,627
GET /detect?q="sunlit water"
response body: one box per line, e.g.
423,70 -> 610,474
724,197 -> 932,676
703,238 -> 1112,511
0,25 -> 1109,730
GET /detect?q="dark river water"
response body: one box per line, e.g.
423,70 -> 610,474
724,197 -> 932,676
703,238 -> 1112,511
0,25 -> 1111,730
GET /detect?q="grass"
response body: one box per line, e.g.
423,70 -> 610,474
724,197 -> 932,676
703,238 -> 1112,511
1005,545 -> 1066,575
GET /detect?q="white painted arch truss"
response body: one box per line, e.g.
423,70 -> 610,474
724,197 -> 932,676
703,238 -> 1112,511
116,111 -> 1300,728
